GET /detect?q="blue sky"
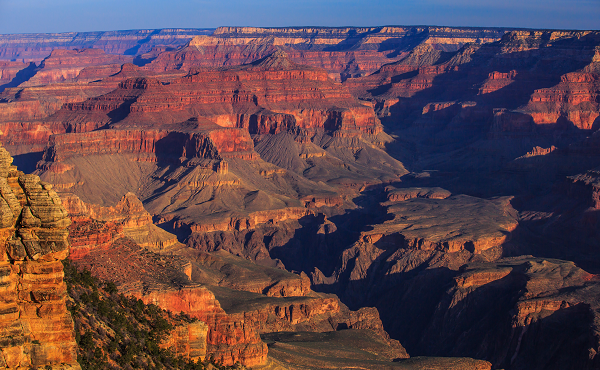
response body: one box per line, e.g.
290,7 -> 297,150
0,0 -> 598,34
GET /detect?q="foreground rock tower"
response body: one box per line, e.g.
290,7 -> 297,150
0,144 -> 79,369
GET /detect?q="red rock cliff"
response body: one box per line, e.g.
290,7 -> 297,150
0,144 -> 79,369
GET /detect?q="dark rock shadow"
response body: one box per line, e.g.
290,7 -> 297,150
267,186 -> 389,277
123,29 -> 161,56
0,62 -> 37,93
11,151 -> 44,174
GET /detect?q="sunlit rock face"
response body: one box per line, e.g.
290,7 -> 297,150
0,143 -> 79,369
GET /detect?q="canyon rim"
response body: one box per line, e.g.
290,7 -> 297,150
0,23 -> 600,370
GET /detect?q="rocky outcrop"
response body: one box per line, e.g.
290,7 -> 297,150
161,320 -> 209,362
66,197 -> 402,367
0,144 -> 79,369
375,194 -> 517,253
419,257 -> 600,370
304,191 -> 519,352
145,26 -> 509,82
0,83 -> 120,153
145,37 -> 402,82
264,329 -> 489,370
212,26 -> 508,52
0,63 -> 190,153
32,51 -> 405,237
64,192 -> 181,257
568,167 -> 600,210
20,48 -> 133,87
385,185 -> 451,202
42,127 -> 255,163
6,25 -> 600,370
68,230 -> 268,367
522,66 -> 600,130
0,26 -> 509,83
34,51 -> 382,155
137,286 -> 268,367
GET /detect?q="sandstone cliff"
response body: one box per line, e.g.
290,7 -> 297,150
308,189 -> 517,308
0,61 -> 188,154
211,26 -> 508,52
62,192 -> 181,255
0,144 -> 79,369
4,25 -> 600,370
0,61 -> 34,92
142,26 -> 509,82
0,26 -> 509,81
62,259 -> 211,368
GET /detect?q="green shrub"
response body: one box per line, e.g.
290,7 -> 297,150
62,260 -> 242,370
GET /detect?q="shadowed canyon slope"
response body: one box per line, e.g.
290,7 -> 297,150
1,26 -> 600,369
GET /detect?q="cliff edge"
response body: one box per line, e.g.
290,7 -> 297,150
0,143 -> 79,369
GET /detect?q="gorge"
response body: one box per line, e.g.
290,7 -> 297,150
1,25 -> 599,370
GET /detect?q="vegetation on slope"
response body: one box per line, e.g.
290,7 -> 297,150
62,259 -> 244,370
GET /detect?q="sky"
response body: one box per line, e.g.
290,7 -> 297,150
0,0 -> 598,34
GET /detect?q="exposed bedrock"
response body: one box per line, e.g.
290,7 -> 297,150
65,192 -> 406,367
0,61 -> 35,92
0,144 -> 79,369
0,64 -> 188,153
4,26 -> 600,370
19,48 -> 133,87
29,51 -> 406,241
412,257 -> 600,370
346,30 -> 600,154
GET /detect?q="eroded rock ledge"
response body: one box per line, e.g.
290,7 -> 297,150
0,143 -> 79,369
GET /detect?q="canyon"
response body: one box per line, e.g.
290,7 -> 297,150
1,26 -> 599,369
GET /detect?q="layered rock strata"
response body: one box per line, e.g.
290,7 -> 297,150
33,51 -> 405,237
143,26 -> 510,81
309,190 -> 518,308
0,61 -> 33,91
0,144 -> 79,369
346,30 -> 600,143
20,48 -> 133,87
162,320 -> 209,362
0,62 -> 187,153
65,193 -> 405,367
418,257 -> 600,369
264,330 -> 491,370
0,26 -> 509,79
0,29 -> 214,62
63,192 -> 181,258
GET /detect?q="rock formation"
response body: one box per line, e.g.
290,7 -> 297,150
65,194 -> 407,367
264,330 -> 491,370
0,144 -> 79,369
0,29 -> 214,62
31,50 -> 405,240
417,257 -> 600,369
20,48 -> 133,87
347,30 -> 600,143
0,61 -> 34,92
